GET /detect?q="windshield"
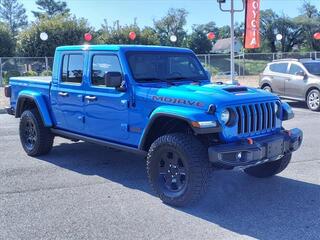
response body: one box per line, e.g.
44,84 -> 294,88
126,51 -> 208,82
303,62 -> 320,76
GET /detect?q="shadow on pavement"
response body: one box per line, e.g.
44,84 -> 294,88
37,140 -> 320,240
285,100 -> 309,110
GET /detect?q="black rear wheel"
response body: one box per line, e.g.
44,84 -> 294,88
19,109 -> 54,156
147,133 -> 210,207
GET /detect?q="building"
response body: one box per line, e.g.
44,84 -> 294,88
211,38 -> 243,54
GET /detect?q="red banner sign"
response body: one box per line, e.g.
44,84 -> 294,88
244,0 -> 261,49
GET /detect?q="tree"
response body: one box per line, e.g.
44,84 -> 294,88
0,22 -> 14,56
217,23 -> 243,39
17,15 -> 92,57
299,1 -> 319,18
296,1 -> 320,51
32,0 -> 70,18
0,0 -> 28,36
275,16 -> 304,52
140,27 -> 160,45
153,8 -> 188,47
260,9 -> 278,52
97,21 -> 140,44
97,20 -> 160,45
187,22 -> 218,54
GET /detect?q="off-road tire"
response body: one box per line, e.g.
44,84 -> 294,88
306,89 -> 320,111
147,133 -> 210,207
244,154 -> 292,178
19,109 -> 54,156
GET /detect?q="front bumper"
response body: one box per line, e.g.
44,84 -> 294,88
208,128 -> 303,168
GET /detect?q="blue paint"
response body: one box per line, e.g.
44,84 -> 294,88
9,45 -> 286,149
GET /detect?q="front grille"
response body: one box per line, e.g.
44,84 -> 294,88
235,102 -> 277,135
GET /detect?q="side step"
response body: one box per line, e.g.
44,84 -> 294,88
51,128 -> 146,156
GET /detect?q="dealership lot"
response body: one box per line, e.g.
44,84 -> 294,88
0,101 -> 319,240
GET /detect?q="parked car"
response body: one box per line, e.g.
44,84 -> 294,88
216,71 -> 239,77
4,45 -> 303,206
260,58 -> 320,111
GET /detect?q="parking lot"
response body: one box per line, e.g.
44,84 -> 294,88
0,101 -> 319,240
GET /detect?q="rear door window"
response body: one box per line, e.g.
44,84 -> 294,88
61,54 -> 84,84
269,63 -> 289,74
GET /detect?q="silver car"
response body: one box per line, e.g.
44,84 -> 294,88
260,59 -> 320,111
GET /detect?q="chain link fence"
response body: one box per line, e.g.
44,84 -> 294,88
0,57 -> 54,87
0,52 -> 319,87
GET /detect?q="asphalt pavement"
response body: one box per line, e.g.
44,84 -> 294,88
0,101 -> 319,240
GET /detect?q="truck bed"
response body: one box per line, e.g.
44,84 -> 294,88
10,76 -> 52,83
9,76 -> 52,109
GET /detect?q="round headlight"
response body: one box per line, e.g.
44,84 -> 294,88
221,109 -> 230,124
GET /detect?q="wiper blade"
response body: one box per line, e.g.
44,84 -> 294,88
166,77 -> 202,84
166,76 -> 190,81
136,77 -> 176,86
136,77 -> 163,81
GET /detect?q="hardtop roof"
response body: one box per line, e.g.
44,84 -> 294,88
56,44 -> 193,53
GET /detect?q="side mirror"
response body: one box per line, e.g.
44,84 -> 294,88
295,70 -> 306,77
105,71 -> 125,90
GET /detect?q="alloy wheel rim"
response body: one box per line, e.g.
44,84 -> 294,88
158,149 -> 188,194
23,119 -> 37,150
264,86 -> 271,92
309,92 -> 320,109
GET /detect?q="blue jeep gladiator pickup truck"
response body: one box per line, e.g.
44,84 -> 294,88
4,45 -> 303,206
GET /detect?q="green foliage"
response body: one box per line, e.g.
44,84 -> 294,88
17,14 -> 92,57
153,8 -> 188,47
187,22 -> 218,54
238,59 -> 268,75
204,65 -> 220,76
32,0 -> 70,18
23,70 -> 38,76
1,2 -> 320,56
97,21 -> 160,45
41,70 -> 52,76
0,0 -> 28,36
0,22 -> 14,56
2,70 -> 20,84
260,4 -> 320,52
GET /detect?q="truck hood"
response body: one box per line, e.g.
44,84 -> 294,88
148,82 -> 279,110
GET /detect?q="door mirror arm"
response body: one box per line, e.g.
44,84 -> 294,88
295,70 -> 307,79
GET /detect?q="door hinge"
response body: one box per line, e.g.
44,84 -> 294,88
121,99 -> 129,108
78,115 -> 85,123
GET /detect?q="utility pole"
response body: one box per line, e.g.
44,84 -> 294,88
217,0 -> 245,84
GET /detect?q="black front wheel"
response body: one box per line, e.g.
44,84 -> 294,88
147,133 -> 210,207
244,154 -> 292,178
19,109 -> 54,156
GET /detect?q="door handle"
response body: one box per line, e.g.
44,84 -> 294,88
58,92 -> 69,97
85,95 -> 97,101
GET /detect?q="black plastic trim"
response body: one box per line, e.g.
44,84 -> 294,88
208,128 -> 303,167
51,128 -> 147,156
139,113 -> 222,150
